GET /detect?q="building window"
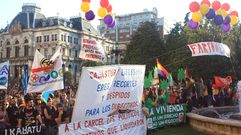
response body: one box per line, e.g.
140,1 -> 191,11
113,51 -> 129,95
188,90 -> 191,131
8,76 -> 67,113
44,35 -> 49,42
68,64 -> 72,71
51,34 -> 57,41
0,52 -> 2,59
61,35 -> 64,41
52,47 -> 56,55
6,41 -> 10,45
68,36 -> 73,43
0,41 -> 2,46
70,37 -> 72,43
55,34 -> 57,41
69,49 -> 72,56
6,47 -> 11,58
64,35 -> 66,42
52,34 -> 55,41
24,39 -> 29,43
74,38 -> 78,44
15,40 -> 19,44
15,46 -> 20,57
75,50 -> 78,57
37,36 -> 42,43
24,46 -> 29,56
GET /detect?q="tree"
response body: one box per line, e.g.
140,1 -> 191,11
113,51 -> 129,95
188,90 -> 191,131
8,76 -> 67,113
165,19 -> 240,80
120,21 -> 165,70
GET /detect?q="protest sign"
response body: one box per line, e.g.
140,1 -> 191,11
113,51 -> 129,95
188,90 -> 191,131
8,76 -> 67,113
60,65 -> 146,135
0,61 -> 9,89
79,38 -> 106,62
147,104 -> 186,129
188,42 -> 230,58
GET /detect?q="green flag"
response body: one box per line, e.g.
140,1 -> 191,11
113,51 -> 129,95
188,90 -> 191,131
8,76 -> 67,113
153,66 -> 158,78
178,68 -> 185,81
144,77 -> 151,88
144,70 -> 153,88
160,79 -> 168,90
168,73 -> 173,86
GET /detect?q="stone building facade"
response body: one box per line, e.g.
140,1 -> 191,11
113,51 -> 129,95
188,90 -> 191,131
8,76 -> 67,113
0,3 -> 114,86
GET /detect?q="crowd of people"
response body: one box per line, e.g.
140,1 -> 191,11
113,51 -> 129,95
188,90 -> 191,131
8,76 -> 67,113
0,86 -> 77,134
143,77 -> 240,112
0,77 -> 240,134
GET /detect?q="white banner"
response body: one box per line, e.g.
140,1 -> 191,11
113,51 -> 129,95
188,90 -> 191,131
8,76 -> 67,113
188,42 -> 230,58
0,61 -> 9,89
79,38 -> 106,62
60,65 -> 146,135
26,48 -> 64,93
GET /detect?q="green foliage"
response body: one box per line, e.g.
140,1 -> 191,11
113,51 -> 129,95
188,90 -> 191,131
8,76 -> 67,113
120,21 -> 165,70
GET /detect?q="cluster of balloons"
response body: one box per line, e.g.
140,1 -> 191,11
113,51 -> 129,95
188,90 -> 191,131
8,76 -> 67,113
188,0 -> 239,32
80,0 -> 116,28
81,0 -> 95,21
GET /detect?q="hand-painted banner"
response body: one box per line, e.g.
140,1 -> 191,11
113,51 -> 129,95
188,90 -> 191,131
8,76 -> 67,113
61,65 -> 146,135
0,61 -> 9,89
188,42 -> 230,58
147,104 -> 186,129
26,47 -> 63,93
79,38 -> 106,62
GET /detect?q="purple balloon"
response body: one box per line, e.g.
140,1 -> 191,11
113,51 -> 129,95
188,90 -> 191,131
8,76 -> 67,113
108,20 -> 116,28
221,24 -> 231,32
188,20 -> 199,29
223,16 -> 231,24
85,10 -> 95,21
104,15 -> 113,25
206,8 -> 215,19
213,15 -> 224,25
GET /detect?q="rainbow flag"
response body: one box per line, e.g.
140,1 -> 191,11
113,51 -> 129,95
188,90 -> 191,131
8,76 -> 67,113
156,59 -> 168,78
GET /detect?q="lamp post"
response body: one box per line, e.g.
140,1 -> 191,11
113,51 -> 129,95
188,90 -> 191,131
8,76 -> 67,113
114,22 -> 119,64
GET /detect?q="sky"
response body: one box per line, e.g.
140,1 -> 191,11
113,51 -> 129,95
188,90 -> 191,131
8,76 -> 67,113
0,0 -> 240,30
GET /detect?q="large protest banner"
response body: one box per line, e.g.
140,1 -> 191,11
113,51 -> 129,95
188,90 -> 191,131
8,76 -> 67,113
59,65 -> 146,135
188,42 -> 230,58
26,47 -> 63,93
0,61 -> 9,89
147,104 -> 186,129
79,38 -> 106,62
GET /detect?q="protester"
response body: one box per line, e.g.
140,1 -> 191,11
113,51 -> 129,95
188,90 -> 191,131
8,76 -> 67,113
18,95 -> 45,128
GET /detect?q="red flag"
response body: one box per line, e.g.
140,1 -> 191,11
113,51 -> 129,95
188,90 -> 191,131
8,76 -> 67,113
185,67 -> 189,78
214,76 -> 232,88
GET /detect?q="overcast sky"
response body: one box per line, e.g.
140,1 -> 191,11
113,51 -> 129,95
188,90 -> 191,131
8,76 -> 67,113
0,0 -> 240,29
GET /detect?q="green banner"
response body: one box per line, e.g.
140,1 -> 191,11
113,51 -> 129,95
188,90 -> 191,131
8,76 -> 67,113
147,104 -> 187,129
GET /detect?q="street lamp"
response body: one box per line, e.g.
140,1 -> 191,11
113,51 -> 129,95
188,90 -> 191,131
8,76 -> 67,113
115,23 -> 119,64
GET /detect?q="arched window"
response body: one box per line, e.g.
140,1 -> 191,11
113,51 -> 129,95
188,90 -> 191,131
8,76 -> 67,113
6,40 -> 10,45
15,40 -> 19,44
24,39 -> 29,43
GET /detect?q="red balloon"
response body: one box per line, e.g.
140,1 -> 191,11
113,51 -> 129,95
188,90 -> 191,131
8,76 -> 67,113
100,0 -> 109,8
82,0 -> 91,2
106,4 -> 112,12
221,3 -> 230,11
212,1 -> 221,10
230,11 -> 239,17
189,1 -> 200,12
201,0 -> 210,7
